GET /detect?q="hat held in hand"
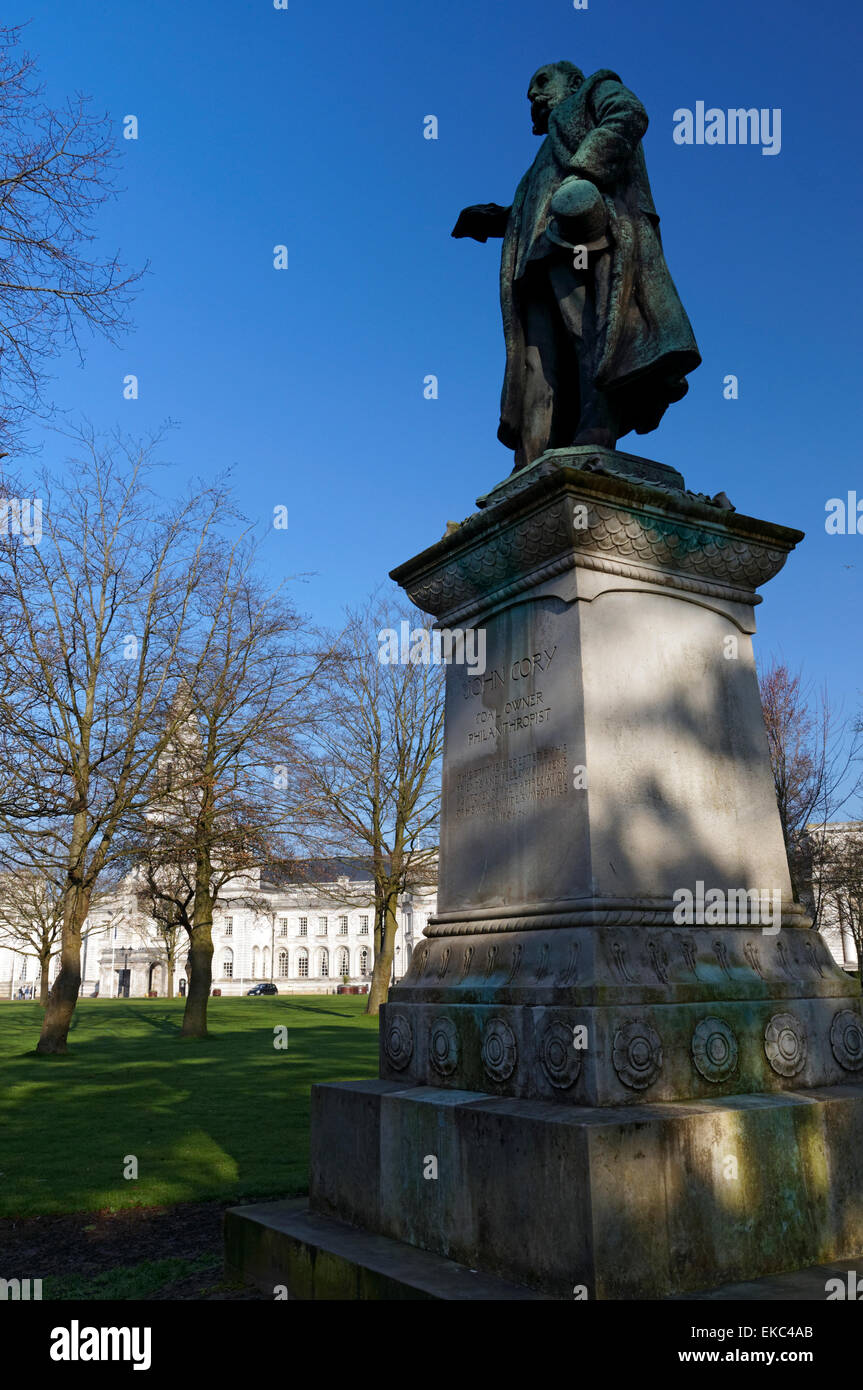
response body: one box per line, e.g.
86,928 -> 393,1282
546,176 -> 609,253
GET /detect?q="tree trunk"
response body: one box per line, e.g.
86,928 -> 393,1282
181,923 -> 213,1037
37,814 -> 91,1053
366,895 -> 398,1017
36,925 -> 82,1053
36,870 -> 91,1053
38,949 -> 51,1008
181,769 -> 216,1037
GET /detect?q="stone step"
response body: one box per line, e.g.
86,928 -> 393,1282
224,1196 -> 863,1302
223,1198 -> 548,1300
672,1257 -> 863,1301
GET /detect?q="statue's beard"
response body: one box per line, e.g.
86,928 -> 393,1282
530,100 -> 551,134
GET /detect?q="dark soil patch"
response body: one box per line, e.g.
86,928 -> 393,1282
0,1199 -> 269,1300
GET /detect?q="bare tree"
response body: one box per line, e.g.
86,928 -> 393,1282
0,25 -> 141,451
759,659 -> 863,913
131,866 -> 187,998
79,883 -> 131,996
298,593 -> 444,1016
816,826 -> 863,987
0,426 -> 232,1052
0,864 -> 62,1004
126,547 -> 320,1038
130,811 -> 269,1024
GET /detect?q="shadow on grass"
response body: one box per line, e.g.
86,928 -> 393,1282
0,997 -> 379,1218
276,999 -> 364,1020
19,1051 -> 74,1061
133,1010 -> 186,1038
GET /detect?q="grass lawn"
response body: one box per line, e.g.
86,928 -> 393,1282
0,996 -> 379,1219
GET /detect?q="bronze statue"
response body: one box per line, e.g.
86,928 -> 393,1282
453,61 -> 701,470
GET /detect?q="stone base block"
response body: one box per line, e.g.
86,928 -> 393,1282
223,1197 -> 546,1300
307,1079 -> 863,1299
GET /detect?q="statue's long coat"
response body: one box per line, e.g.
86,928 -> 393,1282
498,70 -> 701,449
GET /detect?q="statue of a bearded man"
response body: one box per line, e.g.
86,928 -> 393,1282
453,61 -> 701,471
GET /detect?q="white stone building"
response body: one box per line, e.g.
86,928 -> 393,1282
0,692 -> 439,998
1,865 -> 434,999
99,863 -> 434,998
0,860 -> 436,1000
0,909 -> 113,1001
804,822 -> 861,976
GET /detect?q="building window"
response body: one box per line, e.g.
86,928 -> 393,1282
318,916 -> 328,935
320,949 -> 329,978
299,917 -> 308,937
278,917 -> 288,937
338,916 -> 348,935
298,951 -> 309,978
359,948 -> 370,977
278,951 -> 289,978
225,917 -> 233,937
223,949 -> 234,979
359,916 -> 369,935
338,948 -> 350,976
252,945 -> 260,978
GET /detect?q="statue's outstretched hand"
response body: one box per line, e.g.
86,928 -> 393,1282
451,203 -> 510,241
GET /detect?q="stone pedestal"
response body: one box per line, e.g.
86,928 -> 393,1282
225,447 -> 863,1299
380,447 -> 862,1108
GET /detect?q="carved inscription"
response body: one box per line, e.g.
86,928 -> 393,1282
454,746 -> 569,821
469,692 -> 551,745
463,646 -> 557,698
465,646 -> 558,746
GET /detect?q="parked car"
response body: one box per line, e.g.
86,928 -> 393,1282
246,982 -> 279,996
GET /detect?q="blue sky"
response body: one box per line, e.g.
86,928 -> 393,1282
9,0 -> 863,736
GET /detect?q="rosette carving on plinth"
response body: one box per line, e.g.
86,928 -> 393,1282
612,1019 -> 663,1090
481,1017 -> 517,1081
691,1017 -> 738,1083
539,1018 -> 583,1090
764,1012 -> 807,1078
384,1012 -> 414,1070
428,1016 -> 459,1077
830,1010 -> 863,1072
